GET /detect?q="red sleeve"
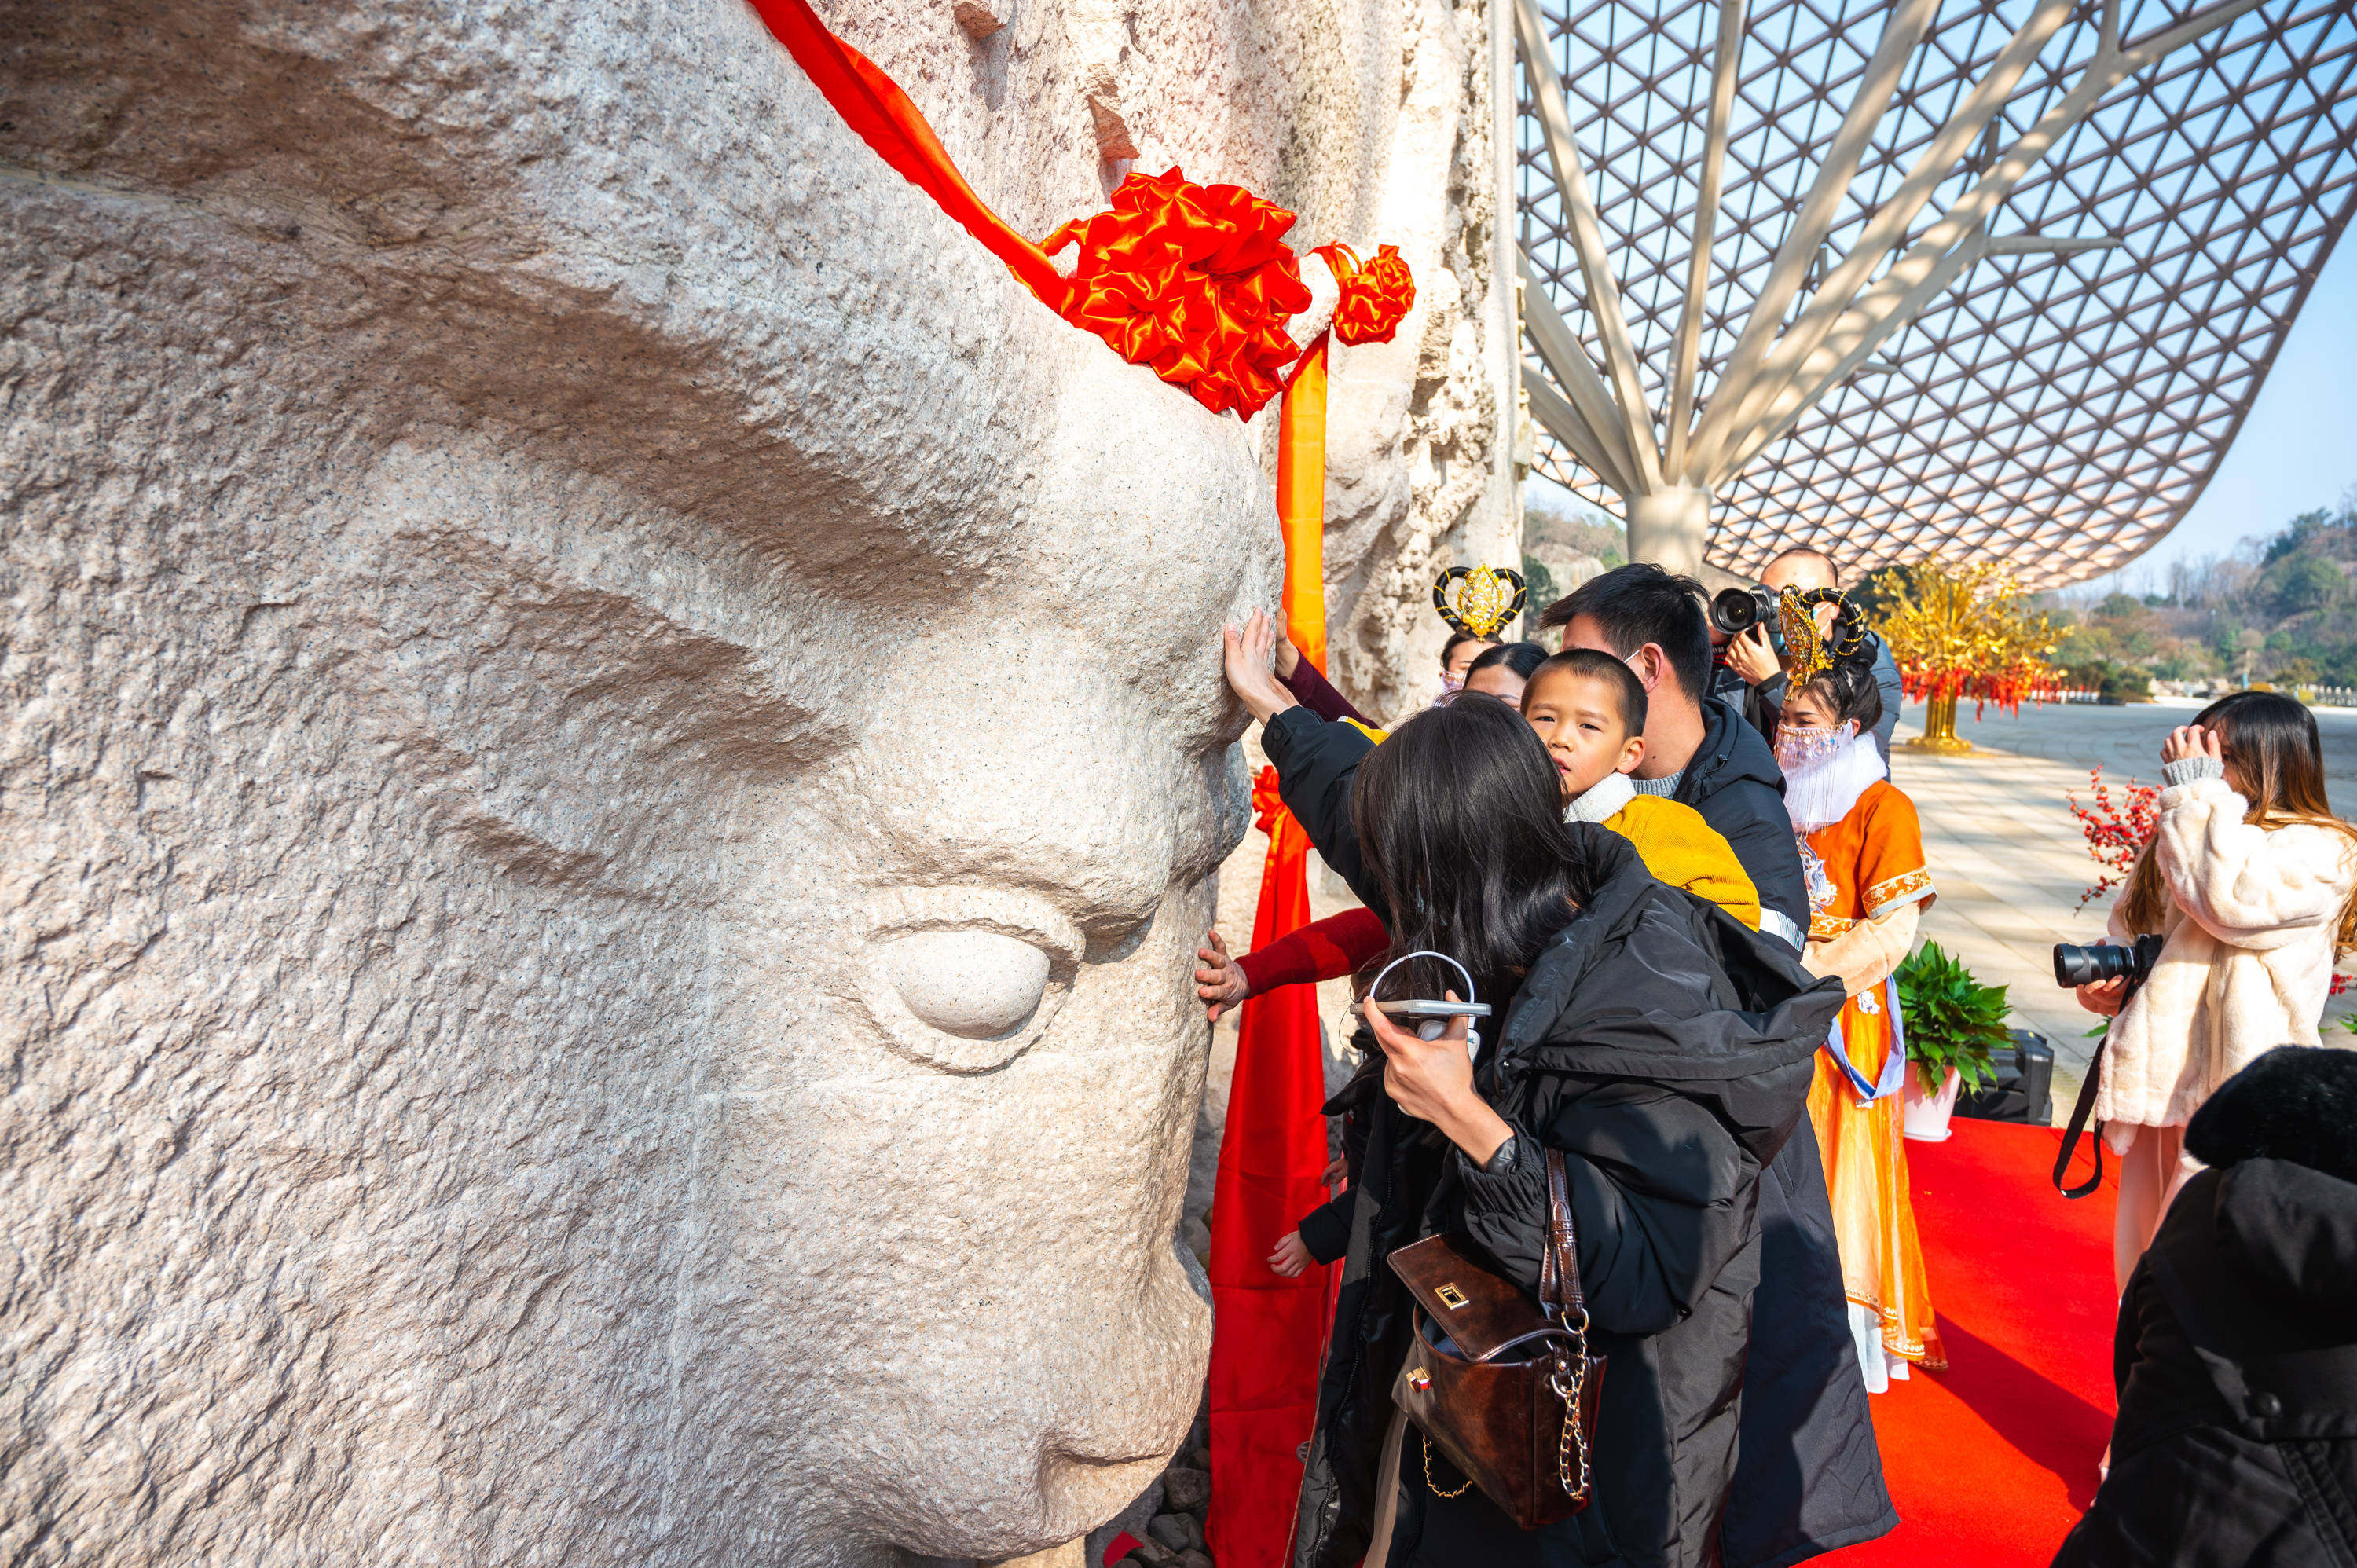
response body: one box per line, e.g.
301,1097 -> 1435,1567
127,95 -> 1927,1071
1235,907 -> 1391,995
1279,654 -> 1374,727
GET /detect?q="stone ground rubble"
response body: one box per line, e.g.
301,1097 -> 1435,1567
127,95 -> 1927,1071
1087,1394 -> 1215,1568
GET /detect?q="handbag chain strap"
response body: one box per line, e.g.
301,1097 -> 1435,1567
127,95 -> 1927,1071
1548,1352 -> 1592,1502
1420,1432 -> 1474,1497
1541,1149 -> 1595,1504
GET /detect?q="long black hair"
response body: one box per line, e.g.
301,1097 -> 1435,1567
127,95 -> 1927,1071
1351,694 -> 1601,1002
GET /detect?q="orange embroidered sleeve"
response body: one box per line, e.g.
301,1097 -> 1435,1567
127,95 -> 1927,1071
1860,786 -> 1936,919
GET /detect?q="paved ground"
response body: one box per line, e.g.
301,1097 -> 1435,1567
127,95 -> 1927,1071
1891,695 -> 2357,1119
1916,694 -> 2357,816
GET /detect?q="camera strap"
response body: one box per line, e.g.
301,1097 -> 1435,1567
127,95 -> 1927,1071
2052,1032 -> 2106,1200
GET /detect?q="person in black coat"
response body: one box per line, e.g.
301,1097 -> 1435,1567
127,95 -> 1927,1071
1237,686 -> 1846,1568
1230,603 -> 1896,1568
2052,1045 -> 2357,1568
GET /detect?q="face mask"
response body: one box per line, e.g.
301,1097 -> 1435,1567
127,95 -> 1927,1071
1776,720 -> 1854,771
1439,671 -> 1465,694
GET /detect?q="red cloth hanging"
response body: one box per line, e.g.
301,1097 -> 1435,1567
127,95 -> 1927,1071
1204,307 -> 1347,1568
1206,768 -> 1336,1568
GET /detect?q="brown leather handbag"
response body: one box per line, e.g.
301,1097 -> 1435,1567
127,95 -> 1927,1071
1385,1147 -> 1606,1528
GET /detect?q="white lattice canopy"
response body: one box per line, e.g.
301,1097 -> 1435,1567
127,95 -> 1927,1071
1516,0 -> 2357,588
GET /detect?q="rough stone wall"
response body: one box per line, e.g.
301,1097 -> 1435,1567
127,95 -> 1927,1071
0,2 -> 1513,1563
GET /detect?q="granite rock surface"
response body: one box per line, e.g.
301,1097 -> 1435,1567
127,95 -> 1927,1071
0,0 -> 1515,1560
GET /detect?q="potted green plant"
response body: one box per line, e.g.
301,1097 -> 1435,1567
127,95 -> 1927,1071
1893,941 -> 2007,1141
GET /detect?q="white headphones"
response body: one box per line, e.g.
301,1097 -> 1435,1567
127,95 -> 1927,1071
1358,949 -> 1486,1057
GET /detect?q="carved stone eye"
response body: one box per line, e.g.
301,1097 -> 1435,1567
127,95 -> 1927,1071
878,929 -> 1051,1039
855,890 -> 1086,1073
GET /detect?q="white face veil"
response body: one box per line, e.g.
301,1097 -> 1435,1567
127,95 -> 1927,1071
1777,718 -> 1888,831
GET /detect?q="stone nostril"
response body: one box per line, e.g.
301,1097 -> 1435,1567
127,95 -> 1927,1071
879,929 -> 1052,1040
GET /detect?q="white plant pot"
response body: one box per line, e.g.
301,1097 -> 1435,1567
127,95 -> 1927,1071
1902,1062 -> 1962,1142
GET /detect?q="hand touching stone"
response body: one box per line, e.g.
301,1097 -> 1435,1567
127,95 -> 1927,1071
1223,607 -> 1300,724
1196,929 -> 1251,1022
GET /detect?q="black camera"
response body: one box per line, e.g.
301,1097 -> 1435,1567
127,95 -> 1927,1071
2051,933 -> 2165,990
1710,585 -> 1776,638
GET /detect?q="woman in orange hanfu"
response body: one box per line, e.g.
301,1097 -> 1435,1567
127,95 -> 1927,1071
1777,629 -> 1945,1391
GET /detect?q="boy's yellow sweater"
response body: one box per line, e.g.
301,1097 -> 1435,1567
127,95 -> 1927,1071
1573,777 -> 1761,929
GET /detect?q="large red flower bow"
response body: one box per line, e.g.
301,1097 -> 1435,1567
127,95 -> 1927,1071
1044,168 -> 1314,419
1316,243 -> 1417,346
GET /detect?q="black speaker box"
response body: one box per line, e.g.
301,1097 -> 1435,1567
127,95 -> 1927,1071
1955,1028 -> 2055,1127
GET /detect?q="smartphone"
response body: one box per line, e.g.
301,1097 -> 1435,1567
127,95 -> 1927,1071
1351,998 -> 1492,1021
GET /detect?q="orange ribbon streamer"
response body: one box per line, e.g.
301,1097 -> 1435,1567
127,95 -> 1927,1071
1277,339 -> 1329,672
1201,285 -> 1338,1568
1044,168 -> 1314,419
741,0 -> 1068,309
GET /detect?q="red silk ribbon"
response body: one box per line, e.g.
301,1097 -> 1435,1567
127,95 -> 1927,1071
1045,168 -> 1313,419
1250,762 -> 1289,834
741,0 -> 1069,309
746,0 -> 1413,422
1315,243 -> 1417,346
1208,765 -> 1332,1568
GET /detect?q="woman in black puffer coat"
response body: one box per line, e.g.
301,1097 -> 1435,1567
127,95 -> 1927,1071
1276,695 -> 1845,1568
2051,1046 -> 2357,1568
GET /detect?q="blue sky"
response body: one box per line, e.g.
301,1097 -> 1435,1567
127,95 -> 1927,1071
2110,230 -> 2357,577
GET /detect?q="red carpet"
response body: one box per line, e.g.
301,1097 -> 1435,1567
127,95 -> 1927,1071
1827,1119 -> 2121,1567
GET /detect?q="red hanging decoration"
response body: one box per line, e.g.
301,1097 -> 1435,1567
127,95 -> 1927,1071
1207,765 -> 1334,1568
1043,168 -> 1314,419
1315,243 -> 1417,346
739,0 -> 1069,310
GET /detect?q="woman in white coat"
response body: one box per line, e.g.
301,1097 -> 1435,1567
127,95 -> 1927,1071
2077,691 -> 2357,1290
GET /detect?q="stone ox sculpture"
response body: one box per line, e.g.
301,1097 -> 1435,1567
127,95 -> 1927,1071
0,0 -> 1515,1560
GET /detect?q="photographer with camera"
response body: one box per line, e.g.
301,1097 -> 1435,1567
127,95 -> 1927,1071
1715,549 -> 1903,761
2069,691 -> 2357,1291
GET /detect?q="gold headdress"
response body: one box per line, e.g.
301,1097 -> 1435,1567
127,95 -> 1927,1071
1432,564 -> 1528,639
1778,587 -> 1868,685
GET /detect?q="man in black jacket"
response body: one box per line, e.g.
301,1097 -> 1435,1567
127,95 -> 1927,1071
2054,1046 -> 2357,1568
1536,566 -> 1891,1566
1538,565 -> 1809,951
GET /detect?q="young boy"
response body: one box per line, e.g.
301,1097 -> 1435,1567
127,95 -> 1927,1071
1197,652 -> 1765,1045
1522,647 -> 1761,929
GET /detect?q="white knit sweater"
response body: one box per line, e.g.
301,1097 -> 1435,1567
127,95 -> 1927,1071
2096,771 -> 2357,1140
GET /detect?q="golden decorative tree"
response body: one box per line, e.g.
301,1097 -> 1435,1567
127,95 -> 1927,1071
1869,562 -> 2058,752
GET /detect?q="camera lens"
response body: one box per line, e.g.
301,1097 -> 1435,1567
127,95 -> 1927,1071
2053,943 -> 2127,987
1711,588 -> 1763,636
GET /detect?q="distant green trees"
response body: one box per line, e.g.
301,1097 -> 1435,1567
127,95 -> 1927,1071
2042,499 -> 2357,690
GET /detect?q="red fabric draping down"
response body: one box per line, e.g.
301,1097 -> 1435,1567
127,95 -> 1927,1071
1314,243 -> 1418,346
739,0 -> 1070,309
1208,767 -> 1336,1568
1045,169 -> 1314,419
